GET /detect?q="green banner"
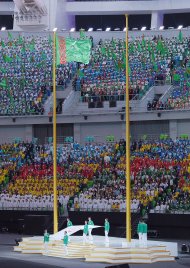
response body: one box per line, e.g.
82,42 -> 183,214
65,38 -> 91,64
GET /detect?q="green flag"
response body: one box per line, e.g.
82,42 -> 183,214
178,31 -> 183,42
1,40 -> 5,48
56,35 -> 92,65
3,54 -> 12,63
29,39 -> 35,51
151,51 -> 155,62
79,28 -> 85,39
18,35 -> 23,45
137,42 -> 142,52
148,41 -> 151,52
66,38 -> 91,64
0,67 -> 6,73
0,78 -> 7,88
141,38 -> 146,47
101,46 -> 106,55
173,74 -> 180,81
8,32 -> 13,40
48,34 -> 52,45
77,69 -> 84,78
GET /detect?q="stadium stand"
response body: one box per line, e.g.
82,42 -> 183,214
0,138 -> 189,216
0,35 -> 76,116
75,34 -> 189,110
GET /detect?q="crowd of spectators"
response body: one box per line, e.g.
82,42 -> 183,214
74,35 -> 190,108
0,138 -> 189,216
0,35 -> 76,116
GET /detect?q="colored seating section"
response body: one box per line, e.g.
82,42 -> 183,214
0,34 -> 76,116
0,138 -> 189,215
75,34 -> 189,108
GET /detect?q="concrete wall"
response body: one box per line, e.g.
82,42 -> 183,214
0,125 -> 33,144
0,118 -> 189,144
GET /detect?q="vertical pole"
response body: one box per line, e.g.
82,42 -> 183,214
53,31 -> 58,234
125,14 -> 131,242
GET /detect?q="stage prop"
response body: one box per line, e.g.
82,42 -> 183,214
14,225 -> 177,264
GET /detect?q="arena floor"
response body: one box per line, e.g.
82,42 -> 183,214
0,233 -> 190,268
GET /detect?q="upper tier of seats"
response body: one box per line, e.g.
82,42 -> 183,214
75,34 -> 190,108
0,35 -> 76,116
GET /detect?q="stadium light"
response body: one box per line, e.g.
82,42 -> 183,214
159,26 -> 164,30
1,27 -> 6,31
53,27 -> 57,32
123,27 -> 126,32
178,25 -> 183,30
96,28 -> 102,31
88,28 -> 93,32
70,27 -> 75,32
105,27 -> 111,32
141,26 -> 146,31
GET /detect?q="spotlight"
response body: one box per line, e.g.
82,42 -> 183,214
159,26 -> 164,30
96,28 -> 102,31
88,28 -> 93,32
70,27 -> 75,32
168,27 -> 174,29
105,27 -> 111,32
53,27 -> 57,32
141,26 -> 146,31
178,25 -> 183,30
132,28 -> 138,31
123,27 -> 126,32
1,27 -> 6,31
114,28 -> 120,31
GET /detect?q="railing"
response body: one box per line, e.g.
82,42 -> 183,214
80,94 -> 126,102
69,207 -> 140,213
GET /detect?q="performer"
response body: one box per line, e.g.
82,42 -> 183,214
67,218 -> 73,242
43,229 -> 50,253
83,220 -> 89,245
137,220 -> 148,246
104,218 -> 110,243
88,217 -> 94,243
67,218 -> 73,227
63,231 -> 69,255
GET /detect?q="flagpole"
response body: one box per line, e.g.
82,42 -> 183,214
53,31 -> 58,234
125,14 -> 131,242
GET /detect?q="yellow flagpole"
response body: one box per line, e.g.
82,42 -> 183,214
53,31 -> 58,234
125,14 -> 131,242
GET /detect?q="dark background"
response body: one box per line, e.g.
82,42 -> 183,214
0,12 -> 190,31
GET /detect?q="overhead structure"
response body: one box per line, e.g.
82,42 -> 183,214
13,0 -> 48,30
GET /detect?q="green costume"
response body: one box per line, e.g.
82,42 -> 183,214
105,221 -> 110,232
83,224 -> 88,235
63,234 -> 69,246
137,222 -> 147,234
67,220 -> 73,227
44,233 -> 50,243
88,220 -> 94,226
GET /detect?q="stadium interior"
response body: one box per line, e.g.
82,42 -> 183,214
0,1 -> 190,268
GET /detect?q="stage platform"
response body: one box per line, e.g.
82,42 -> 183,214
14,235 -> 177,264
